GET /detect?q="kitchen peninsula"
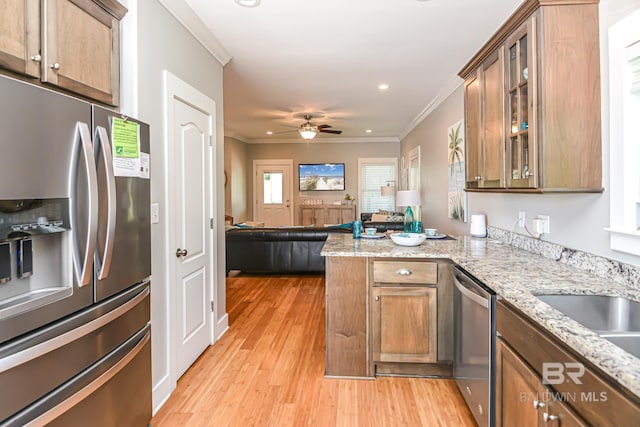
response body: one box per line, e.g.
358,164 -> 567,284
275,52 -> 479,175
321,232 -> 640,425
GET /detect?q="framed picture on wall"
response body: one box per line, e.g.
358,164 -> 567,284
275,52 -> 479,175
448,120 -> 467,222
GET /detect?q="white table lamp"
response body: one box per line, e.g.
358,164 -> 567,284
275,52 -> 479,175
396,190 -> 421,232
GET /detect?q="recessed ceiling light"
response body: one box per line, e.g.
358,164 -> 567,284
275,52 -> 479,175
234,0 -> 261,8
378,84 -> 389,90
266,131 -> 273,135
365,129 -> 372,133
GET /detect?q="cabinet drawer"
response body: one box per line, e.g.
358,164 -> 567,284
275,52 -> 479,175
372,260 -> 437,285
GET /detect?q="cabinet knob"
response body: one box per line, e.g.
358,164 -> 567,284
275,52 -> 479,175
31,54 -> 41,62
543,413 -> 558,423
525,171 -> 534,178
375,296 -> 380,301
475,175 -> 482,181
50,63 -> 60,70
533,400 -> 546,409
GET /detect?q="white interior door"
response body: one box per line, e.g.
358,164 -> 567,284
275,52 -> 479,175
170,86 -> 213,380
253,160 -> 293,226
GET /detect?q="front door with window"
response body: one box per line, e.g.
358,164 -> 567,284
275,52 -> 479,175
253,160 -> 293,227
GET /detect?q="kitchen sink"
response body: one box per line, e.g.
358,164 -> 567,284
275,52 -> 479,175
599,333 -> 640,359
536,294 -> 640,332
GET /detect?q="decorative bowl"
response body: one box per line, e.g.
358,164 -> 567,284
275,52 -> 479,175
388,232 -> 426,247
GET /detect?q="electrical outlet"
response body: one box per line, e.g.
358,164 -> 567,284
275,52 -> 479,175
518,211 -> 526,227
537,215 -> 550,234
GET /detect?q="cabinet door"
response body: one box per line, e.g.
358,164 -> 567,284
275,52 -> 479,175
505,17 -> 538,189
0,0 -> 40,77
464,72 -> 482,189
300,206 -> 314,225
371,286 -> 437,363
313,206 -> 326,226
480,48 -> 506,188
543,390 -> 588,427
496,338 -> 540,427
340,205 -> 355,223
326,206 -> 342,225
43,0 -> 120,105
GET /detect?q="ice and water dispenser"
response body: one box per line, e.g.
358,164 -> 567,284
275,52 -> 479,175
0,199 -> 71,316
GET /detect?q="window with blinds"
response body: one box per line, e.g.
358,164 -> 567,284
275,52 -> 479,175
358,158 -> 397,214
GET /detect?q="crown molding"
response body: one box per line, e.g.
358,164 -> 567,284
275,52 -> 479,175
156,0 -> 232,66
240,136 -> 400,145
398,74 -> 463,141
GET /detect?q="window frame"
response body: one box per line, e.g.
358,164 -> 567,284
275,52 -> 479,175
357,157 -> 398,217
607,8 -> 640,256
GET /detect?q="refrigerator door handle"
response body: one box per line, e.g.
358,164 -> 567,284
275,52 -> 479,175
0,285 -> 149,374
95,126 -> 116,280
71,122 -> 98,287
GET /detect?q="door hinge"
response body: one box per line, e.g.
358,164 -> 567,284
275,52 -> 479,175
209,135 -> 213,147
210,218 -> 214,229
211,301 -> 215,312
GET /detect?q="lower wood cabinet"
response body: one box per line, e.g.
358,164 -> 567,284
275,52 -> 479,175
496,338 -> 586,427
496,300 -> 640,427
371,286 -> 437,363
324,256 -> 454,378
325,256 -> 368,378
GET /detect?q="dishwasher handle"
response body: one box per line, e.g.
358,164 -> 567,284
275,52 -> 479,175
453,273 -> 489,308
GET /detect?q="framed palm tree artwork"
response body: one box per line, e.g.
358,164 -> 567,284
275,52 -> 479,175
448,120 -> 467,222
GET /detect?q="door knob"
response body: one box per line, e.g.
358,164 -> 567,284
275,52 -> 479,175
176,248 -> 188,258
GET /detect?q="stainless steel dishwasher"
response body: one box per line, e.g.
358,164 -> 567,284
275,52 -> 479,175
453,266 -> 496,427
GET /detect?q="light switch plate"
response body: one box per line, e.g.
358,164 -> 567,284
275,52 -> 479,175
151,203 -> 160,224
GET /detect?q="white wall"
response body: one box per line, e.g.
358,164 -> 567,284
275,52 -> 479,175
120,0 -> 227,411
401,0 -> 640,268
224,136 -> 249,223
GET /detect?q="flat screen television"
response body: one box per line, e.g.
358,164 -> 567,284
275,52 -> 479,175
298,163 -> 345,191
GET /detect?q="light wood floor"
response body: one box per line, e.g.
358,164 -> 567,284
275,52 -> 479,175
151,274 -> 476,426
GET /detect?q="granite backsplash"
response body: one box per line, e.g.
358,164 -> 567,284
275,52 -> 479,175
487,226 -> 640,291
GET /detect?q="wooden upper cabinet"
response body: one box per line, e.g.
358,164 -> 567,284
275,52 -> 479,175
0,0 -> 126,106
464,73 -> 481,189
464,49 -> 506,189
0,0 -> 40,77
459,0 -> 602,193
481,49 -> 506,188
505,18 -> 538,189
43,0 -> 123,105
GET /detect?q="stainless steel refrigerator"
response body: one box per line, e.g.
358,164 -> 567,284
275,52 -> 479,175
0,74 -> 151,426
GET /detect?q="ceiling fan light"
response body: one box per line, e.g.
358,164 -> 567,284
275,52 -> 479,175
299,128 -> 317,140
234,0 -> 261,7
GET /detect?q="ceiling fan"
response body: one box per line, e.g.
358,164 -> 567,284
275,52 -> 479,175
277,114 -> 343,140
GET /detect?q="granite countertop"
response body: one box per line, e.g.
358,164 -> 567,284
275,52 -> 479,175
321,233 -> 640,400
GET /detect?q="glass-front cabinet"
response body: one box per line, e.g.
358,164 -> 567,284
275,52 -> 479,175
459,0 -> 602,193
505,17 -> 537,189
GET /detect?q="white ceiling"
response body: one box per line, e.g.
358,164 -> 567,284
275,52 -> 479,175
184,0 -> 524,143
